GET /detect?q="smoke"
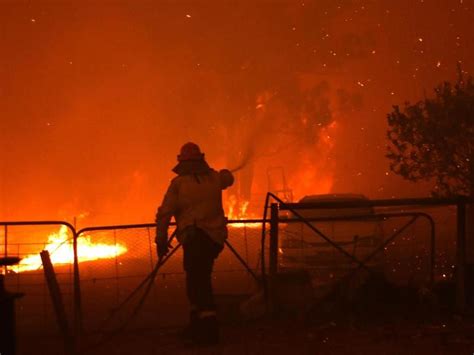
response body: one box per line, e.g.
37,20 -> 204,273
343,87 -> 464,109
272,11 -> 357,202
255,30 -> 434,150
1,1 -> 472,222
229,114 -> 266,173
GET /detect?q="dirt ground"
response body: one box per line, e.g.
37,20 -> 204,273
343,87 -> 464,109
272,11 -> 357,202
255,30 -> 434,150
14,271 -> 474,355
19,315 -> 474,355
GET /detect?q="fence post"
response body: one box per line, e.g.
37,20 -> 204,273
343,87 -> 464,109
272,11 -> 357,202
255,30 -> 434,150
73,231 -> 82,349
41,250 -> 74,355
269,203 -> 279,277
3,225 -> 7,274
456,200 -> 467,312
430,218 -> 436,286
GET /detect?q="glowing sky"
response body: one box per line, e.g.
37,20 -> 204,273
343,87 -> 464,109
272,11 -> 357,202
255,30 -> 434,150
1,1 -> 473,223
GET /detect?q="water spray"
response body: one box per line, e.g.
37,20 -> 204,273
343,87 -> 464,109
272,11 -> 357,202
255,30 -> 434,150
230,160 -> 249,173
230,144 -> 255,173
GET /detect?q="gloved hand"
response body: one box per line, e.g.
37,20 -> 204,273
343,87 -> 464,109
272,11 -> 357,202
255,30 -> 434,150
156,240 -> 169,260
218,169 -> 234,189
155,222 -> 169,259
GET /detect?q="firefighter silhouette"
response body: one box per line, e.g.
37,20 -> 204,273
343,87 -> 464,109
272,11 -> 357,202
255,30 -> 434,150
155,142 -> 234,346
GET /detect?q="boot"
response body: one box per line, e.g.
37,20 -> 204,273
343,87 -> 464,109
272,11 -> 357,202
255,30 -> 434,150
194,315 -> 219,346
180,310 -> 198,344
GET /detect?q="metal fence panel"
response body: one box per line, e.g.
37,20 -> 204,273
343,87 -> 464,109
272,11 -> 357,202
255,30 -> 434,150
0,222 -> 76,338
75,222 -> 264,337
1,197 -> 464,354
275,201 -> 459,293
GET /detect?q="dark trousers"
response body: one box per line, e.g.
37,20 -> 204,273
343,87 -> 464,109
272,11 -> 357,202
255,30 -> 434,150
183,228 -> 223,313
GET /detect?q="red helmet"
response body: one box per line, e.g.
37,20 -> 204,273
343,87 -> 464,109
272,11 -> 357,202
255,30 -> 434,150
177,142 -> 205,161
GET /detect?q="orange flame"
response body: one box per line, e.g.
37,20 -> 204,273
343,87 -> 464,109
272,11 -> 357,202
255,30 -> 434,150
226,195 -> 260,228
290,121 -> 337,200
227,195 -> 251,220
13,225 -> 127,273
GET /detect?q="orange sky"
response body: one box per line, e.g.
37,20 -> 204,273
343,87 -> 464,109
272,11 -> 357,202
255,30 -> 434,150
1,0 -> 473,225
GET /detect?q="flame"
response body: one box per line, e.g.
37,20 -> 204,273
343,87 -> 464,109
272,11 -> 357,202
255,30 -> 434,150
226,195 -> 261,228
13,225 -> 127,273
289,121 -> 337,200
227,195 -> 251,220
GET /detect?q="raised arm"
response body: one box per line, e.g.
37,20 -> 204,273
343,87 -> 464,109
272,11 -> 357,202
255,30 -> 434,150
218,169 -> 234,190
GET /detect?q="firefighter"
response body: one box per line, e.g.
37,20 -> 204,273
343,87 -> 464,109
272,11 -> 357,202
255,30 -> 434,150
155,142 -> 234,346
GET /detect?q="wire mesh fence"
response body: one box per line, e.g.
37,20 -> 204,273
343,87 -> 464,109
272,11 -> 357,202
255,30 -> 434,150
0,220 -> 266,353
277,203 -> 459,292
76,221 -> 265,336
0,199 -> 467,354
0,223 -> 75,336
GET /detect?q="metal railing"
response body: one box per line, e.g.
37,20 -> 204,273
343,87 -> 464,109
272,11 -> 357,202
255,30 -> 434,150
1,195 -> 472,353
0,220 -> 79,343
263,193 -> 474,311
73,220 -> 264,338
1,219 -> 266,353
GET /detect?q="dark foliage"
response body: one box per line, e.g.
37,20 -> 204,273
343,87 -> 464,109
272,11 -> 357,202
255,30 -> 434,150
387,67 -> 474,196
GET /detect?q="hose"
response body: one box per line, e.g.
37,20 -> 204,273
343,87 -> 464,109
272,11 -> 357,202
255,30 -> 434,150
83,231 -> 179,351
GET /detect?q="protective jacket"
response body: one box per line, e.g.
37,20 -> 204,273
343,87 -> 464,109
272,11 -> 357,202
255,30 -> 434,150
156,167 -> 234,247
